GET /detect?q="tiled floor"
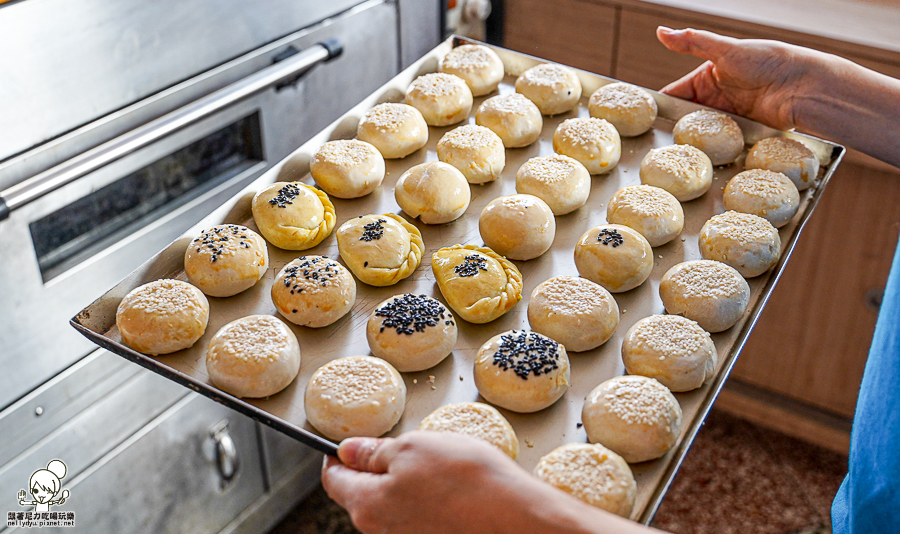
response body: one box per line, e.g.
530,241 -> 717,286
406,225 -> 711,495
269,409 -> 848,534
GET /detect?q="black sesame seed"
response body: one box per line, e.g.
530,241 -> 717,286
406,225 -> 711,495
454,254 -> 489,277
598,228 -> 625,247
360,218 -> 387,241
490,330 -> 560,380
374,294 -> 449,336
268,183 -> 303,208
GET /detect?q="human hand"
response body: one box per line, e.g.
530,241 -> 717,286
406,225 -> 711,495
17,489 -> 26,505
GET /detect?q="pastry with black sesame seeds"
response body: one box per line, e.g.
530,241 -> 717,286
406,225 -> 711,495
271,255 -> 356,328
431,244 -> 522,324
366,294 -> 457,372
336,214 -> 424,286
251,181 -> 335,250
184,224 -> 268,297
574,224 -> 653,293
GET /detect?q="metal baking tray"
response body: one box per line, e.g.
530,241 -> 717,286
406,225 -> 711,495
72,36 -> 843,522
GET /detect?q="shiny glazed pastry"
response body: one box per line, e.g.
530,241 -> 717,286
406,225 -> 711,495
366,294 -> 457,372
672,109 -> 744,166
699,211 -> 781,278
304,356 -> 406,441
251,182 -> 335,250
515,154 -> 590,215
356,102 -> 428,159
437,124 -> 505,184
419,402 -> 519,459
745,137 -> 819,191
431,244 -> 523,324
552,117 -> 621,175
621,314 -> 717,392
582,375 -> 683,463
309,139 -> 385,199
723,169 -> 800,228
439,44 -> 505,96
475,93 -> 543,148
405,72 -> 473,127
527,276 -> 619,352
639,144 -> 714,201
534,443 -> 636,517
205,314 -> 301,398
336,214 -> 423,287
588,82 -> 658,137
659,260 -> 750,332
116,279 -> 209,355
606,184 -> 684,247
271,255 -> 356,328
478,194 -> 556,261
394,161 -> 471,224
574,224 -> 653,293
473,329 -> 570,413
515,63 -> 582,115
184,224 -> 268,297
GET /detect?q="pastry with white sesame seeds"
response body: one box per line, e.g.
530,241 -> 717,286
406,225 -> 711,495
439,44 -> 505,96
574,224 -> 653,293
437,124 -> 505,184
527,276 -> 619,352
621,315 -> 717,392
366,294 -> 457,372
475,93 -> 542,148
606,184 -> 684,247
405,72 -> 473,127
582,375 -> 682,463
745,136 -> 819,191
479,194 -> 556,261
673,109 -> 744,166
515,63 -> 582,115
357,103 -> 428,159
723,168 -> 800,228
272,255 -> 356,328
116,279 -> 209,355
431,244 -> 522,324
251,181 -> 335,250
534,443 -> 636,516
304,356 -> 406,441
699,211 -> 781,277
205,314 -> 301,398
659,260 -> 750,332
588,82 -> 658,137
419,402 -> 519,458
639,144 -> 713,201
184,224 -> 268,297
553,117 -> 621,175
515,154 -> 590,215
309,139 -> 385,199
474,329 -> 570,413
395,161 -> 471,224
337,214 -> 424,287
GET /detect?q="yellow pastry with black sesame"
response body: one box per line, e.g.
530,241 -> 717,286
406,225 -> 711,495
251,182 -> 335,250
431,244 -> 522,324
336,214 -> 423,287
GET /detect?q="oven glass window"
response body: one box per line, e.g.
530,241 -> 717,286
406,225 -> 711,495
30,113 -> 263,281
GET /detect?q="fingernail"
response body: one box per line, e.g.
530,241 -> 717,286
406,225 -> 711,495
338,437 -> 375,468
658,26 -> 674,34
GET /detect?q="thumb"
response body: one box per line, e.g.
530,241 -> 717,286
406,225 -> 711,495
338,436 -> 402,474
657,26 -> 737,62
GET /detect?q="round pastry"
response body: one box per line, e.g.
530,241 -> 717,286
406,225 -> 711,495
437,124 -> 505,184
588,82 -> 658,137
304,356 -> 406,441
405,72 -> 473,127
395,161 -> 471,224
431,244 -> 523,324
336,213 -> 424,287
574,224 -> 653,293
672,110 -> 744,166
475,93 -> 543,148
515,63 -> 582,115
419,402 -> 519,459
473,330 -> 570,413
272,255 -> 356,327
439,44 -> 505,96
515,154 -> 590,215
552,117 -> 621,175
206,315 -> 301,398
309,139 -> 385,199
251,182 -> 335,250
659,260 -> 750,332
582,375 -> 682,463
723,169 -> 800,228
621,315 -> 717,392
534,443 -> 636,517
116,279 -> 209,355
527,276 -> 619,352
606,184 -> 684,247
639,144 -> 713,201
184,224 -> 268,297
479,194 -> 556,261
366,294 -> 457,372
745,137 -> 819,191
357,103 -> 428,159
699,211 -> 781,278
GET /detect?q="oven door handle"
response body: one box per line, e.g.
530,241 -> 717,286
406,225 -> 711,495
0,39 -> 343,222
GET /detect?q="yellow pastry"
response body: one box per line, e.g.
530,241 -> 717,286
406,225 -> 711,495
336,213 -> 423,287
431,244 -> 522,324
251,182 -> 335,250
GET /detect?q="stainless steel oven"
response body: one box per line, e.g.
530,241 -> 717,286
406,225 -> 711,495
0,0 -> 440,531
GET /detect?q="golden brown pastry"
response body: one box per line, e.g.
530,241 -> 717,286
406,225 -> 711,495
515,154 -> 591,215
395,161 -> 471,224
588,82 -> 658,137
336,214 -> 424,287
659,260 -> 750,332
672,109 -> 744,166
271,255 -> 356,327
116,279 -> 209,355
309,139 -> 385,199
437,124 -> 505,184
439,44 -> 505,96
745,137 -> 819,191
699,211 -> 781,278
552,117 -> 621,175
723,169 -> 800,228
357,103 -> 428,159
366,294 -> 457,372
574,224 -> 653,293
606,184 -> 684,247
527,275 -> 619,352
475,93 -> 543,148
639,144 -> 713,201
622,314 -> 717,392
405,72 -> 473,127
515,63 -> 582,115
431,244 -> 522,324
479,194 -> 556,261
419,402 -> 519,458
251,182 -> 335,250
184,224 -> 268,297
